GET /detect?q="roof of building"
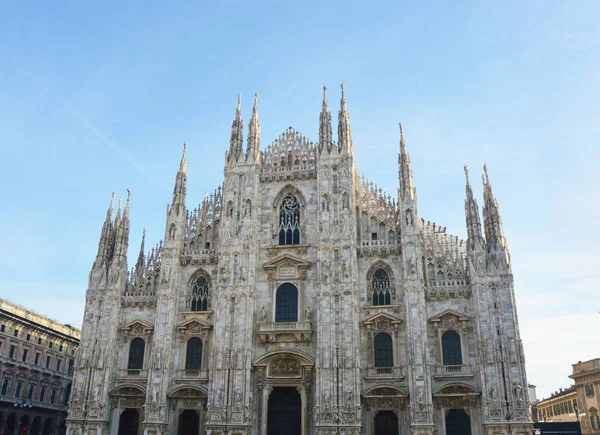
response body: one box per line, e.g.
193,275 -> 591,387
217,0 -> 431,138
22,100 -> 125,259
0,298 -> 81,340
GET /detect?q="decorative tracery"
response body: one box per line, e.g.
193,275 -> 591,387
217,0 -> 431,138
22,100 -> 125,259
278,196 -> 301,245
371,269 -> 392,305
190,275 -> 210,311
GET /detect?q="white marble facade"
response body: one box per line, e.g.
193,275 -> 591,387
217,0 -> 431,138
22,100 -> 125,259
66,86 -> 532,435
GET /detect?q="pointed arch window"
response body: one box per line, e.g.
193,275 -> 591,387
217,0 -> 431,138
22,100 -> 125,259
374,333 -> 393,368
442,330 -> 462,365
275,283 -> 298,322
278,196 -> 300,245
185,338 -> 203,370
190,276 -> 210,311
371,269 -> 392,305
128,338 -> 145,370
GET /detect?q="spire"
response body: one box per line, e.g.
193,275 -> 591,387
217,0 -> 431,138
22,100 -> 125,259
123,188 -> 131,220
398,122 -> 415,202
482,164 -> 506,250
96,192 -> 116,260
246,92 -> 260,161
135,228 -> 146,270
337,83 -> 353,154
464,165 -> 483,245
228,94 -> 244,163
114,190 -> 131,259
171,143 -> 187,213
319,85 -> 332,153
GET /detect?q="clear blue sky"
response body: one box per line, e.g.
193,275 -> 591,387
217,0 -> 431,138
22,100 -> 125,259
1,1 -> 598,399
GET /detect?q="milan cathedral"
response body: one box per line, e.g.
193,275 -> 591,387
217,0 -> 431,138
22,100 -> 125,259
66,85 -> 533,435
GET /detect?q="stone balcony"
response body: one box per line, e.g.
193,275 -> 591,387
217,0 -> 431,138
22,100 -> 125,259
173,369 -> 209,385
425,284 -> 471,301
180,248 -> 219,265
358,240 -> 400,257
433,364 -> 474,380
116,369 -> 148,383
365,366 -> 406,381
257,321 -> 312,344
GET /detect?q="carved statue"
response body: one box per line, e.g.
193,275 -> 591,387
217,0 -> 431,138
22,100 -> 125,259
509,338 -> 518,364
260,306 -> 267,322
153,348 -> 162,369
304,306 -> 312,321
490,386 -> 499,406
346,390 -> 353,409
514,383 -> 523,406
91,386 -> 100,404
417,386 -> 425,409
235,388 -> 242,405
405,209 -> 413,225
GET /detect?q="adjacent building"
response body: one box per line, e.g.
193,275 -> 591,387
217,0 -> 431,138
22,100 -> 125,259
570,359 -> 600,434
536,386 -> 578,423
66,86 -> 533,435
0,298 -> 81,435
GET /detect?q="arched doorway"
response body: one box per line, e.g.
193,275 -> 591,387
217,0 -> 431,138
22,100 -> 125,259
445,409 -> 471,435
267,387 -> 301,435
375,410 -> 398,435
31,416 -> 42,435
178,409 -> 200,435
42,417 -> 53,435
118,408 -> 140,435
6,413 -> 17,434
20,414 -> 30,433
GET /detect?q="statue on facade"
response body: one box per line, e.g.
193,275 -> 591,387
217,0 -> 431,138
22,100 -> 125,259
304,306 -> 312,321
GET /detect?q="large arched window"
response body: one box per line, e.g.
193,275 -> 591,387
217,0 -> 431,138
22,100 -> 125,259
275,283 -> 298,322
442,330 -> 462,365
1,379 -> 8,395
190,275 -> 210,311
14,381 -> 22,398
374,333 -> 393,368
185,338 -> 203,370
128,338 -> 145,370
371,269 -> 392,305
278,196 -> 301,245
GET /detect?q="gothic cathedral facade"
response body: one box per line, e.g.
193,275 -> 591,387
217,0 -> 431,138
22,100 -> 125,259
66,86 -> 532,435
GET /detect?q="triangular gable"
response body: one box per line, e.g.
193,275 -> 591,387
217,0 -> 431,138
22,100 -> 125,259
178,318 -> 213,332
263,254 -> 311,270
121,319 -> 154,334
428,309 -> 469,323
363,312 -> 403,326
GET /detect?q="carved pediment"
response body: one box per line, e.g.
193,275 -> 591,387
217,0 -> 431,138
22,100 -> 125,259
263,254 -> 311,270
263,254 -> 311,280
178,318 -> 213,334
434,383 -> 479,396
428,309 -> 469,324
363,385 -> 408,398
363,312 -> 403,330
110,384 -> 146,397
122,319 -> 154,336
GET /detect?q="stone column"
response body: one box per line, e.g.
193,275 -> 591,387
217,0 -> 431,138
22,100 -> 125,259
261,386 -> 272,435
297,385 -> 307,435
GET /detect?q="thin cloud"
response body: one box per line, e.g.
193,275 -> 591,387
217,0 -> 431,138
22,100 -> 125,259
22,70 -> 156,186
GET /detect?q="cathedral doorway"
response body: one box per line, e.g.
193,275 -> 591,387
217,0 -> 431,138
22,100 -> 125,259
374,411 -> 398,435
178,409 -> 200,435
118,408 -> 140,435
445,409 -> 471,435
267,387 -> 301,435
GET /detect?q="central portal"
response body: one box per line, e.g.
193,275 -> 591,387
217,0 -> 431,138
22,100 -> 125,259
267,387 -> 301,435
